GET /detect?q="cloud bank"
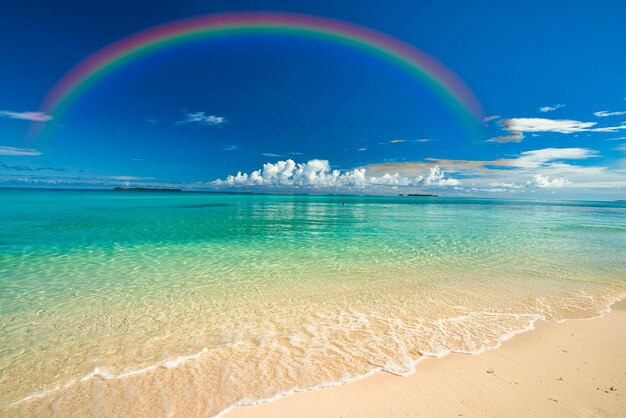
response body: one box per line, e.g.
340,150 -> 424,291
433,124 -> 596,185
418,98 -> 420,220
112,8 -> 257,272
208,159 -> 459,192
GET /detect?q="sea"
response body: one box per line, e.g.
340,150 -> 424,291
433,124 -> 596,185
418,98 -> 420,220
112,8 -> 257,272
1,188 -> 625,416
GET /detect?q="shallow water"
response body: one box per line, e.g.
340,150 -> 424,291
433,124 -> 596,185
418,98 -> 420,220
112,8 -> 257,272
1,189 -> 625,416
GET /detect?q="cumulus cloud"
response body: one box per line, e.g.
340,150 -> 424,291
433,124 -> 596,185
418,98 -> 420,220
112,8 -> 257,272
175,112 -> 226,126
209,159 -> 459,192
528,174 -> 569,188
0,146 -> 42,156
424,165 -> 460,186
0,111 -> 52,122
594,110 -> 626,117
539,104 -> 565,112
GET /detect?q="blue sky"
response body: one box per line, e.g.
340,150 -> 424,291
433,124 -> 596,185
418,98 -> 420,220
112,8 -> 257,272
1,0 -> 625,198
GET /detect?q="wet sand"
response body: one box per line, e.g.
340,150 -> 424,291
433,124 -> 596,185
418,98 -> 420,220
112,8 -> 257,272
226,299 -> 626,417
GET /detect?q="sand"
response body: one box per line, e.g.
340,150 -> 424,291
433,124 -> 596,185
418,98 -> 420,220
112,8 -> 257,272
225,299 -> 626,417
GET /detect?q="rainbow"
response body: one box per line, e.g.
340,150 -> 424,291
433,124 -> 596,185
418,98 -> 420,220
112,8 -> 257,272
37,12 -> 483,136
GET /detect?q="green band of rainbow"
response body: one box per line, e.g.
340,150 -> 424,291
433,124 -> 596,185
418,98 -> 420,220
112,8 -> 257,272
38,12 -> 483,137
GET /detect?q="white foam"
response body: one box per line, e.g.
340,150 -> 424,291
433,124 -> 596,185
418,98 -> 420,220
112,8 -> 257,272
9,347 -> 209,407
214,294 -> 626,418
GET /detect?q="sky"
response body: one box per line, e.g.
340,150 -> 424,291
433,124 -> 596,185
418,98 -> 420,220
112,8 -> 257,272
1,0 -> 625,199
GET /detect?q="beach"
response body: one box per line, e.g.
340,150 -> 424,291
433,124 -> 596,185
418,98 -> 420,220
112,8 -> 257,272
228,299 -> 626,417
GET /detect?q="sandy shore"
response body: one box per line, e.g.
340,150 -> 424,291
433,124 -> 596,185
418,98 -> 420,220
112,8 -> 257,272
226,299 -> 626,417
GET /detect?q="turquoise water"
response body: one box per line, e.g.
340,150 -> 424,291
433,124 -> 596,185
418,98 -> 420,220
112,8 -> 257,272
1,189 -> 625,416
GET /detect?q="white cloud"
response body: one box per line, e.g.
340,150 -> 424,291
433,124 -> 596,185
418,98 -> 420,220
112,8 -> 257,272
511,148 -> 597,168
503,118 -> 596,134
175,112 -> 226,126
363,147 -> 626,196
594,110 -> 626,117
486,132 -> 524,143
498,118 -> 626,138
209,159 -> 459,191
483,115 -> 500,122
0,146 -> 42,156
0,111 -> 52,122
488,182 -> 524,189
425,165 -> 460,186
223,145 -> 240,151
539,104 -> 565,112
528,174 -> 569,188
390,139 -> 407,143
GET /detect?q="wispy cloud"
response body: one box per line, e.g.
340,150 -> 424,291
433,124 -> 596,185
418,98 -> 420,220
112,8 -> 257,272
487,118 -> 626,143
486,132 -> 524,143
261,153 -> 285,158
389,138 -> 433,144
102,176 -> 155,181
539,104 -> 565,112
0,174 -> 169,189
0,146 -> 42,156
503,118 -> 596,134
175,112 -> 226,126
146,118 -> 159,125
358,147 -> 367,151
510,148 -> 597,168
0,161 -> 65,172
483,115 -> 501,122
0,111 -> 52,122
594,110 -> 626,117
223,145 -> 240,151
